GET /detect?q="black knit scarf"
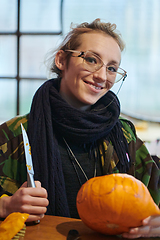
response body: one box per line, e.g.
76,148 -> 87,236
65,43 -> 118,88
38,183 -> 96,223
27,78 -> 130,217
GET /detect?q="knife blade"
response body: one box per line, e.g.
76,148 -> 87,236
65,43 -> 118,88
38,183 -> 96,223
21,123 -> 40,224
21,123 -> 36,188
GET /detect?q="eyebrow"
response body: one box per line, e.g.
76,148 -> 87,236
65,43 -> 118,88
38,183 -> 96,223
108,60 -> 121,66
90,50 -> 121,66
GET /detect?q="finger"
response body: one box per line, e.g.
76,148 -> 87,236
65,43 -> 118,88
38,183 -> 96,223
26,214 -> 44,222
130,226 -> 150,235
147,226 -> 160,237
20,181 -> 28,188
122,226 -> 150,239
22,195 -> 49,207
20,205 -> 48,215
20,181 -> 42,190
35,181 -> 41,188
130,226 -> 160,238
122,225 -> 160,238
20,186 -> 48,198
30,187 -> 48,198
122,233 -> 141,239
143,215 -> 160,226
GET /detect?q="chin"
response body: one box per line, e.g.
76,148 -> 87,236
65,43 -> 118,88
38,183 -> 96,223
85,97 -> 102,105
82,100 -> 97,107
78,95 -> 102,108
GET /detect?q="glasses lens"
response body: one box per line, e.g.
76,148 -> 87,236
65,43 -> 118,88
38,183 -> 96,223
114,68 -> 125,83
81,51 -> 126,84
83,52 -> 103,72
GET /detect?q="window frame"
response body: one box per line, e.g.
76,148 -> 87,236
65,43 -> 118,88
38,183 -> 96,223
0,0 -> 64,115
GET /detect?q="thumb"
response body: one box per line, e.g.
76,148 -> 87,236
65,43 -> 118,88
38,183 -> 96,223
35,181 -> 41,188
20,181 -> 28,188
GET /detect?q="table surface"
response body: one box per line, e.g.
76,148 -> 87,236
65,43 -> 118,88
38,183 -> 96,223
24,215 -> 105,240
23,215 -> 160,240
1,215 -> 160,240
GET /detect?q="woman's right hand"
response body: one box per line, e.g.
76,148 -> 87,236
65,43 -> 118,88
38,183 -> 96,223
0,181 -> 49,222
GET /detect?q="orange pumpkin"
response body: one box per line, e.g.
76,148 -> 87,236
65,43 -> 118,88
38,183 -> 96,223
76,173 -> 160,235
0,212 -> 29,240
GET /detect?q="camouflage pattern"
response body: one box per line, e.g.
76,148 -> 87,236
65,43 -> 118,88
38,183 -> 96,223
0,114 -> 160,206
0,115 -> 29,195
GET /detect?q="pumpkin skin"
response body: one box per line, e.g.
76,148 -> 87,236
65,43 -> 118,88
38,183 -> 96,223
76,173 -> 160,235
0,212 -> 29,240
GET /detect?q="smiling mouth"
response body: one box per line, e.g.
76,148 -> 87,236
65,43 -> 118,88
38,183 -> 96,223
84,81 -> 104,90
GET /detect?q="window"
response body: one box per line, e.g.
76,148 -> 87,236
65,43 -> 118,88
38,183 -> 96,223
0,0 -> 63,122
62,0 -> 160,122
0,0 -> 160,123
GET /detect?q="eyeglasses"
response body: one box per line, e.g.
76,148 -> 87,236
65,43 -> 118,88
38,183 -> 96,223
65,50 -> 127,83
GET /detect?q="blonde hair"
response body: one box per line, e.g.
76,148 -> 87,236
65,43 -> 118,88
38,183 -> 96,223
48,18 -> 125,77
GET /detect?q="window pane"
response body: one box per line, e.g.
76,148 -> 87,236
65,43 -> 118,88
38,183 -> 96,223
0,36 -> 17,77
20,0 -> 61,32
19,79 -> 46,115
20,35 -> 62,78
0,79 -> 16,123
63,0 -> 160,121
0,0 -> 17,32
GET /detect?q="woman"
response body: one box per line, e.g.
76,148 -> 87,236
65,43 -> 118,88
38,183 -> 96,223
0,19 -> 160,238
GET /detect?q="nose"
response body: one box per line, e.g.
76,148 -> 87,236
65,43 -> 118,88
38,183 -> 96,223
93,66 -> 115,89
93,65 -> 107,83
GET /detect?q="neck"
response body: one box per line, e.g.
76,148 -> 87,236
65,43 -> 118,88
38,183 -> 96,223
59,91 -> 91,111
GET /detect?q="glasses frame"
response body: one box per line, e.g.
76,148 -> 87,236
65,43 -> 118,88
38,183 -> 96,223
65,50 -> 127,83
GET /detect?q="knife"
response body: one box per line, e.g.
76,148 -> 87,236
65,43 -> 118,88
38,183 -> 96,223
21,123 -> 36,188
21,123 -> 40,224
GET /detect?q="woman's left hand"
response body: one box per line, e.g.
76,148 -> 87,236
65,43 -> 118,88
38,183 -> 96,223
122,215 -> 160,238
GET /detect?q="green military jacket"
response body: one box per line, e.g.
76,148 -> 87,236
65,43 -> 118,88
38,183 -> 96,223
0,114 -> 160,206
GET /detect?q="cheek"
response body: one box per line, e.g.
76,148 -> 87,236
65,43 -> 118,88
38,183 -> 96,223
106,81 -> 114,89
64,65 -> 81,81
100,89 -> 109,99
67,70 -> 89,87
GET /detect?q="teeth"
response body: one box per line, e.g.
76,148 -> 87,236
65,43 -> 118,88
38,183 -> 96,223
94,86 -> 101,90
87,82 -> 102,89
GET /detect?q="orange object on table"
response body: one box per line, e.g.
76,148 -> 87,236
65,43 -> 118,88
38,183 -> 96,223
0,212 -> 29,240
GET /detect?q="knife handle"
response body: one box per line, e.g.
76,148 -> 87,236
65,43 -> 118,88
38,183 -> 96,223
27,173 -> 36,188
27,173 -> 40,224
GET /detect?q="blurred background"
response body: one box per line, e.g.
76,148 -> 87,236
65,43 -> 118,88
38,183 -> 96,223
0,0 -> 160,155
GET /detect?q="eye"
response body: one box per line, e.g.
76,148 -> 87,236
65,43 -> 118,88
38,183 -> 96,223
84,56 -> 98,65
108,66 -> 117,73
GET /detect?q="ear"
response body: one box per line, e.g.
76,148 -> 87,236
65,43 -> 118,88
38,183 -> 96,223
55,50 -> 66,70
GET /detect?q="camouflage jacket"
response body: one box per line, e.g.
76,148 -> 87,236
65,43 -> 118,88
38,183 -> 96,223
0,114 -> 160,206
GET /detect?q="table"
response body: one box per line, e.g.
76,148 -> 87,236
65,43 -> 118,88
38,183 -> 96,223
1,215 -> 160,239
23,215 -> 160,240
24,215 -> 109,240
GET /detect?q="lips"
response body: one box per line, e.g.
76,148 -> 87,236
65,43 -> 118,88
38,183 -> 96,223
84,80 -> 104,90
